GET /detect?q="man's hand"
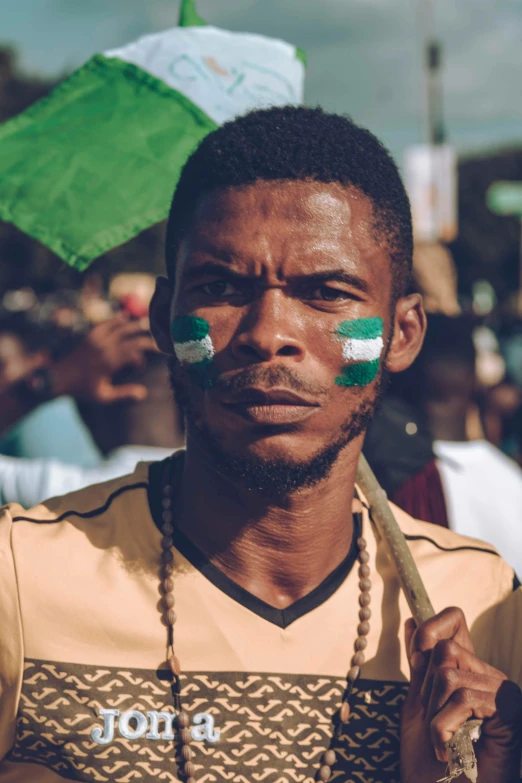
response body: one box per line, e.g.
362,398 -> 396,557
51,315 -> 157,403
400,607 -> 522,783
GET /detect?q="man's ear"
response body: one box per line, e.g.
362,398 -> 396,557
150,276 -> 175,355
385,293 -> 427,373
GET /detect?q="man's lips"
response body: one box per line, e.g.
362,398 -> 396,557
219,387 -> 319,407
218,387 -> 320,425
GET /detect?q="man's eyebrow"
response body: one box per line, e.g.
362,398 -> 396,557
183,262 -> 370,294
294,270 -> 370,294
183,262 -> 249,283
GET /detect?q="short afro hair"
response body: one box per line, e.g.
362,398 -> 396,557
165,105 -> 413,300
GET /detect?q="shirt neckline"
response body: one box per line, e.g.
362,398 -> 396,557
148,457 -> 362,629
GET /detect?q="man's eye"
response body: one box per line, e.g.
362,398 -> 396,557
311,286 -> 349,301
201,281 -> 238,298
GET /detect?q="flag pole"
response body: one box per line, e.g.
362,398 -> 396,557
356,453 -> 481,781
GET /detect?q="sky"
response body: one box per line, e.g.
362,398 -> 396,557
2,0 -> 522,167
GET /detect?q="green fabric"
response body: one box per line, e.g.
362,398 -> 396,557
335,359 -> 380,387
179,0 -> 207,27
335,317 -> 383,340
0,55 -> 217,271
171,315 -> 210,342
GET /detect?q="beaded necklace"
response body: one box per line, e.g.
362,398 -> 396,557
157,455 -> 372,783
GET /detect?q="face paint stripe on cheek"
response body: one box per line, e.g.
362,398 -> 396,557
333,317 -> 383,388
171,315 -> 216,389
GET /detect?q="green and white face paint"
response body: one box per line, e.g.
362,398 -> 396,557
171,315 -> 216,389
334,317 -> 384,387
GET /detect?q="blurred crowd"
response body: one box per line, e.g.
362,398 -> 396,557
0,272 -> 184,507
0,245 -> 522,575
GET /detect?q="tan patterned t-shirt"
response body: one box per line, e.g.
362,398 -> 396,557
0,458 -> 521,783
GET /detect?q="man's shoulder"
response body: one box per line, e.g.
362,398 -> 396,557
388,501 -> 516,611
2,460 -> 152,531
391,500 -> 502,557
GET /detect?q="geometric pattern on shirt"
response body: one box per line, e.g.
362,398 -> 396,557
8,659 -> 407,783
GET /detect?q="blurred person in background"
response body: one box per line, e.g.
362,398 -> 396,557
0,313 -> 155,465
394,313 -> 522,576
0,351 -> 184,507
362,243 -> 461,524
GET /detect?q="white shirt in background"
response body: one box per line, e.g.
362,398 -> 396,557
434,439 -> 522,578
0,446 -> 174,509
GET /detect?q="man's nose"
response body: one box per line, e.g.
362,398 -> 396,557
230,289 -> 306,363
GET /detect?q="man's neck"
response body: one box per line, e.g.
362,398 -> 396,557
173,439 -> 362,610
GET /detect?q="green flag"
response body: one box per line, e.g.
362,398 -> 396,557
0,0 -> 305,271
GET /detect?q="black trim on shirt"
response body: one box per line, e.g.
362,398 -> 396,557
514,573 -> 521,591
11,482 -> 148,524
403,533 -> 499,557
148,459 -> 362,629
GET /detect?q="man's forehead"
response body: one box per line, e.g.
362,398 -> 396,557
179,180 -> 381,266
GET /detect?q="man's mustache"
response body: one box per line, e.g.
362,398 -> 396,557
213,364 -> 329,397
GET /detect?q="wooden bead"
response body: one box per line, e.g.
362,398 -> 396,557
318,764 -> 331,781
161,577 -> 174,594
355,637 -> 368,651
358,564 -> 370,578
323,749 -> 336,766
161,549 -> 174,564
162,593 -> 175,610
352,651 -> 365,666
347,665 -> 360,681
181,745 -> 193,762
178,712 -> 190,729
162,609 -> 177,627
358,550 -> 369,564
357,621 -> 370,636
359,593 -> 371,607
162,522 -> 174,536
168,654 -> 181,676
180,728 -> 192,745
359,607 -> 371,621
357,537 -> 367,550
162,510 -> 173,524
161,536 -> 173,550
339,701 -> 351,722
184,762 -> 195,777
359,578 -> 372,592
161,563 -> 174,578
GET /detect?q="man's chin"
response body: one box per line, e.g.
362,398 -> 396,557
187,419 -> 362,497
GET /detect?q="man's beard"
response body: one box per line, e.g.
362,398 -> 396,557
169,360 -> 385,497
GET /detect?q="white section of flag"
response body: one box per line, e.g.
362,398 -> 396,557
174,335 -> 215,364
341,336 -> 384,363
104,26 -> 304,125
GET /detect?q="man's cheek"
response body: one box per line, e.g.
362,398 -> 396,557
171,315 -> 218,390
332,317 -> 384,388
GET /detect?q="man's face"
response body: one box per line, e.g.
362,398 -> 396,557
153,180 -> 423,493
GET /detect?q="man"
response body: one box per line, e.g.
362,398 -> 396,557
1,107 -> 521,783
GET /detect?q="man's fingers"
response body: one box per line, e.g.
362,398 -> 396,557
96,381 -> 148,403
420,638 -> 501,710
429,688 -> 498,762
412,607 -> 474,658
427,666 -> 505,725
110,319 -> 152,340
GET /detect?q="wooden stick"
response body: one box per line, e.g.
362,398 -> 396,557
356,452 -> 480,782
